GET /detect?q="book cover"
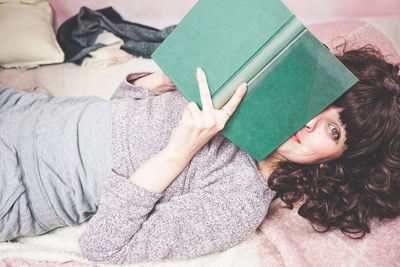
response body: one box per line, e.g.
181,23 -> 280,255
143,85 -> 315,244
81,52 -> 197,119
152,0 -> 358,161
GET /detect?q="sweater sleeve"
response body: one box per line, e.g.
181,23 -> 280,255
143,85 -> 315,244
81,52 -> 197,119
78,170 -> 270,264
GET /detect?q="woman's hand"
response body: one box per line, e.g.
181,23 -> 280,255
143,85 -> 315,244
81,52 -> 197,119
166,68 -> 247,160
132,71 -> 176,93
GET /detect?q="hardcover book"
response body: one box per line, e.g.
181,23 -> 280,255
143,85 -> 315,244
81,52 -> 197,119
152,0 -> 358,161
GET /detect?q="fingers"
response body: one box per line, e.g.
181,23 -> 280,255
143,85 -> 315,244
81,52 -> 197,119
221,82 -> 247,117
195,67 -> 247,125
181,105 -> 192,121
186,101 -> 202,118
196,68 -> 214,111
181,101 -> 202,122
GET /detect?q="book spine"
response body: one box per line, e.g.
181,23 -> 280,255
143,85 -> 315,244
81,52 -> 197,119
212,17 -> 305,109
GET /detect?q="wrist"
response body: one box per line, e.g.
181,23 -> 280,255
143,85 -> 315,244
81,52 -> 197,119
162,145 -> 193,166
128,146 -> 191,194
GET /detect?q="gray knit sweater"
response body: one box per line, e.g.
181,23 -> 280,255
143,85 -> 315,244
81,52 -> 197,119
78,74 -> 275,264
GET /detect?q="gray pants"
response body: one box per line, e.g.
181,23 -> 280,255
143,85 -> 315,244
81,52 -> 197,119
0,87 -> 112,241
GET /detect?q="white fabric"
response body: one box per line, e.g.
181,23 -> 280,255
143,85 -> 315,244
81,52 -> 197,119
81,30 -> 133,69
0,222 -> 271,266
0,57 -> 158,99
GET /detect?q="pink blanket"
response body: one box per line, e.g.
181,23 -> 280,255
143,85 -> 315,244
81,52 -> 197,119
259,201 -> 400,266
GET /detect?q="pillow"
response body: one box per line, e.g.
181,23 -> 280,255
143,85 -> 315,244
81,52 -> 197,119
307,18 -> 400,63
0,0 -> 64,68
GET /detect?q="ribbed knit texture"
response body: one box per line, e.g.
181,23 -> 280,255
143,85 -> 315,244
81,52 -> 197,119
79,74 -> 275,264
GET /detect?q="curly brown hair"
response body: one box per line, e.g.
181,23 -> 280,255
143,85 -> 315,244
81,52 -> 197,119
268,46 -> 400,238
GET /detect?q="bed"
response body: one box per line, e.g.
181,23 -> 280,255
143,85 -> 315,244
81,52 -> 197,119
0,0 -> 400,266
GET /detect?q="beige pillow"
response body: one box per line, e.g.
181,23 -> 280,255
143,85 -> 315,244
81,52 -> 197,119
0,0 -> 64,68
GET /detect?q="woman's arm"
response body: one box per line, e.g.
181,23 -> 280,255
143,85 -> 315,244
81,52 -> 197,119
129,68 -> 246,193
111,68 -> 246,194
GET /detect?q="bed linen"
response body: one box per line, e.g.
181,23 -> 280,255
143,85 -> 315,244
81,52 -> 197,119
0,17 -> 400,267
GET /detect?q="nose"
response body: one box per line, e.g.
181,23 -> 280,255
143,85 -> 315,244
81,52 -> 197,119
304,117 -> 317,132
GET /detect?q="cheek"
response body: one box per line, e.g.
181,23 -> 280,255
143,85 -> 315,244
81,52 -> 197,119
307,136 -> 339,158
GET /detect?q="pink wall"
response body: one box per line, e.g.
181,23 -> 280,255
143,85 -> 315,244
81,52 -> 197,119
283,0 -> 400,24
49,0 -> 400,30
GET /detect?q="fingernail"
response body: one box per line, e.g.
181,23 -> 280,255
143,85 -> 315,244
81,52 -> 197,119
196,67 -> 202,73
241,83 -> 247,93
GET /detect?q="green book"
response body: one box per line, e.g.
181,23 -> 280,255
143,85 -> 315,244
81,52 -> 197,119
152,0 -> 358,161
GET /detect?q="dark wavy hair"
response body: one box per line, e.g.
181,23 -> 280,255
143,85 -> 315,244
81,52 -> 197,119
268,46 -> 400,238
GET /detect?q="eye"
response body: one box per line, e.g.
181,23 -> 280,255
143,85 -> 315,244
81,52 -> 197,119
329,124 -> 340,140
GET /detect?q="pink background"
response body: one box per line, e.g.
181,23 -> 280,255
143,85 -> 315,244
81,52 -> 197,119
48,0 -> 400,30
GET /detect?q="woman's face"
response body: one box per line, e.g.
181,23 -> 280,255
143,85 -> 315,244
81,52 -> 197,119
275,106 -> 347,164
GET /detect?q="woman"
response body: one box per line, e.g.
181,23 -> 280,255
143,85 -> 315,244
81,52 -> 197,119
0,47 -> 399,263
78,46 -> 400,264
